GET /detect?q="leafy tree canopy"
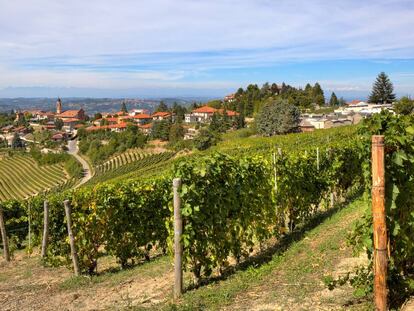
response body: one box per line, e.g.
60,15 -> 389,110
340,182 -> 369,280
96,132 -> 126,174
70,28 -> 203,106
394,96 -> 414,115
256,99 -> 300,136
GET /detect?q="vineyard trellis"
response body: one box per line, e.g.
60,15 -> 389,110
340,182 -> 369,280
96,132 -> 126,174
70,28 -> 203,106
1,134 -> 363,279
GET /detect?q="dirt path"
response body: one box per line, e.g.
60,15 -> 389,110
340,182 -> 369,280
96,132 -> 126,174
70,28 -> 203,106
67,139 -> 93,187
402,298 -> 414,311
0,254 -> 174,311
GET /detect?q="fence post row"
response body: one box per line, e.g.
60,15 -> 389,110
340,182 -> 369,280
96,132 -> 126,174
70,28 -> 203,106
371,135 -> 388,311
173,178 -> 183,299
64,200 -> 80,276
41,200 -> 49,258
0,206 -> 10,262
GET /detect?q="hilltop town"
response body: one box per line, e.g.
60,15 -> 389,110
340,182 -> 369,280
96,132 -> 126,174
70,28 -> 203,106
0,83 -> 396,153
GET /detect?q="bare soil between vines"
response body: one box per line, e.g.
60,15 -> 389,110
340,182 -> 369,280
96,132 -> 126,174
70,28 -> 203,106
0,197 -> 373,310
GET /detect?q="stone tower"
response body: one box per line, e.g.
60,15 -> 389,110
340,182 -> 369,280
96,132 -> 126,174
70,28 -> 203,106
56,97 -> 62,114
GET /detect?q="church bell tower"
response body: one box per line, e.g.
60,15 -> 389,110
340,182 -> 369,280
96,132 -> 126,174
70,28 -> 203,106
56,97 -> 62,114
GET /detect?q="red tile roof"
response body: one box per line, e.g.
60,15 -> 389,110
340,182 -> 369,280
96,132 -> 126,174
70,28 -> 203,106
52,132 -> 66,139
193,105 -> 238,116
347,100 -> 365,105
62,118 -> 80,123
217,109 -> 239,116
115,111 -> 127,116
133,114 -> 152,119
57,109 -> 83,118
152,111 -> 171,117
86,123 -> 134,131
192,106 -> 217,114
119,115 -> 133,119
108,123 -> 128,129
139,123 -> 152,129
105,117 -> 119,123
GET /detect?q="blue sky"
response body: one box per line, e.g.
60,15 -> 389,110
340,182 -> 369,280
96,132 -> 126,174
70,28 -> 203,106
1,0 -> 414,98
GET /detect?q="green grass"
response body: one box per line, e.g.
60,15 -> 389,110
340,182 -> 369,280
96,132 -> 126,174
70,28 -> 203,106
160,196 -> 372,311
0,154 -> 69,201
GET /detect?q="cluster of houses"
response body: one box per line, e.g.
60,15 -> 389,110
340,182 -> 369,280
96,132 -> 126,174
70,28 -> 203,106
87,109 -> 174,134
299,100 -> 394,131
86,105 -> 239,138
1,96 -> 399,147
16,98 -> 86,133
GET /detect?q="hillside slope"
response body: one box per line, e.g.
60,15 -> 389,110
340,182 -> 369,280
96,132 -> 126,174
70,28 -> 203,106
0,197 -> 372,310
0,154 -> 69,201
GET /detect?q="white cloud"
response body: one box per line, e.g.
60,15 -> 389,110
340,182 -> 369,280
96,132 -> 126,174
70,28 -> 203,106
0,0 -> 414,92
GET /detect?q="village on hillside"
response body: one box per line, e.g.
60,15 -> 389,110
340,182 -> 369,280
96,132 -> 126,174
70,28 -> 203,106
0,90 -> 396,151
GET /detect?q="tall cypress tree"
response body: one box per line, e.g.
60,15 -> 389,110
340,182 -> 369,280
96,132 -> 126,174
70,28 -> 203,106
369,72 -> 396,104
329,92 -> 339,106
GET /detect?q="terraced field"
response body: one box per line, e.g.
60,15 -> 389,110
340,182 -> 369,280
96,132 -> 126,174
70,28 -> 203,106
86,150 -> 176,186
0,154 -> 69,201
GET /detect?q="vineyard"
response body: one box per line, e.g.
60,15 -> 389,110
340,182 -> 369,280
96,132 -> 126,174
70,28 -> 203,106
2,125 -> 363,275
1,114 -> 414,309
86,150 -> 176,185
0,154 -> 70,202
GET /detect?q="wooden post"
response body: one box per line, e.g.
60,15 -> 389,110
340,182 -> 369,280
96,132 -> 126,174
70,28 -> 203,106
273,152 -> 277,193
173,178 -> 183,299
28,203 -> 31,253
316,147 -> 320,171
64,200 -> 80,276
41,200 -> 49,258
371,135 -> 387,311
0,207 -> 10,262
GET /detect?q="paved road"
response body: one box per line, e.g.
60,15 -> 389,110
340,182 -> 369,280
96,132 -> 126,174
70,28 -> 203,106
67,139 -> 92,187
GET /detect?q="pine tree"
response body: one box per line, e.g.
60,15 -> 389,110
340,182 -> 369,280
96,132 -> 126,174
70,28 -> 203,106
304,83 -> 313,95
329,92 -> 339,106
369,72 -> 396,104
312,83 -> 325,106
155,101 -> 169,112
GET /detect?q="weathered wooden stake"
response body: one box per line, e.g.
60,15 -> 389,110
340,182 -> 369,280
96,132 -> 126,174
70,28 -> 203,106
173,178 -> 183,299
64,200 -> 80,276
41,200 -> 49,258
0,207 -> 10,262
371,135 -> 387,311
316,147 -> 320,171
28,203 -> 31,253
273,152 -> 277,193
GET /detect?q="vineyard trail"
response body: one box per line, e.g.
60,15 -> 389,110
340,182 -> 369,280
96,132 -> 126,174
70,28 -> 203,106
67,139 -> 92,187
0,196 -> 371,310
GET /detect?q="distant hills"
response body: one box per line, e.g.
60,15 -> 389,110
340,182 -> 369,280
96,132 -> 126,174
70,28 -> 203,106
0,97 -> 214,114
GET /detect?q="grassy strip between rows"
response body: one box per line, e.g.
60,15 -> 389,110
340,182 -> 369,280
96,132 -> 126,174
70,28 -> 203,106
157,196 -> 372,311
